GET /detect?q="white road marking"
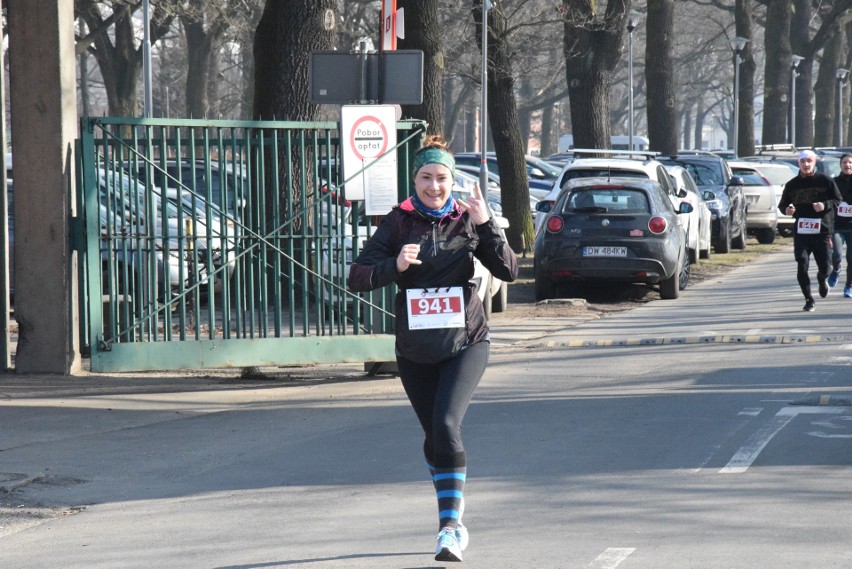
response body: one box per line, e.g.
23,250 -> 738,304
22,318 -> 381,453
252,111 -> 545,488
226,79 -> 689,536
587,548 -> 636,569
720,406 -> 844,473
746,328 -> 762,335
808,415 -> 852,438
738,407 -> 763,417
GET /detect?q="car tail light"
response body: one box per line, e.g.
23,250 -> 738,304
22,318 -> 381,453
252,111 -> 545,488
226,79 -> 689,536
648,216 -> 667,234
546,216 -> 564,233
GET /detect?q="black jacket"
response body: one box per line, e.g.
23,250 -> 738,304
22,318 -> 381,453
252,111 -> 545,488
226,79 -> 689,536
832,173 -> 852,231
778,172 -> 842,235
348,198 -> 517,362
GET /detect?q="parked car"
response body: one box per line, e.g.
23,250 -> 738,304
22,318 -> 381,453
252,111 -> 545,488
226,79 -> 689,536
534,177 -> 693,300
741,145 -> 841,177
453,152 -> 559,200
657,153 -> 747,254
727,160 -> 780,244
748,161 -> 798,236
536,150 -> 681,233
664,164 -> 712,262
455,165 -> 539,214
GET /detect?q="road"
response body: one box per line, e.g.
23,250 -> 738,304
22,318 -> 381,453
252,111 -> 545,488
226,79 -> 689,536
1,249 -> 851,568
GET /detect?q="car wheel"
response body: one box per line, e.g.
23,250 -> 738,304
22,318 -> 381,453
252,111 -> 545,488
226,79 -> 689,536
700,238 -> 711,260
491,280 -> 508,313
535,276 -> 555,301
715,221 -> 731,254
678,249 -> 691,291
660,249 -> 687,299
755,227 -> 776,244
732,225 -> 747,250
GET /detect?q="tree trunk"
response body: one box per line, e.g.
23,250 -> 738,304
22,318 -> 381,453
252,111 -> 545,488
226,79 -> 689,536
792,0 -> 814,147
694,98 -> 707,149
473,0 -> 532,254
540,104 -> 556,157
815,29 -> 844,146
561,1 -> 627,150
762,0 -> 792,145
645,0 -> 678,155
77,0 -> 174,117
253,0 -> 336,232
735,0 -> 756,157
398,0 -> 444,134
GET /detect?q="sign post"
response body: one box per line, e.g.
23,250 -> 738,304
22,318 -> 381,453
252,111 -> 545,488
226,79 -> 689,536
340,105 -> 398,215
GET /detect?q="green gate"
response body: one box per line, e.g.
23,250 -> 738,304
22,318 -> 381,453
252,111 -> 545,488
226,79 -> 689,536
77,116 -> 426,372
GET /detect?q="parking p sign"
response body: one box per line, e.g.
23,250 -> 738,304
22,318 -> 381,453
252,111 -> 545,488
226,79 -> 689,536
341,105 -> 398,215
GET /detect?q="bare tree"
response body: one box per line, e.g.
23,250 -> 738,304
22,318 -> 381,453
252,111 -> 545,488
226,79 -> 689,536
560,0 -> 629,149
733,0 -> 756,156
645,0 -> 677,154
75,0 -> 175,117
473,0 -> 533,253
399,0 -> 445,134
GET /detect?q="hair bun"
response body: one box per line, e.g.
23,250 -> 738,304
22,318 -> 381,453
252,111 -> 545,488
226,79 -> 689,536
421,134 -> 449,152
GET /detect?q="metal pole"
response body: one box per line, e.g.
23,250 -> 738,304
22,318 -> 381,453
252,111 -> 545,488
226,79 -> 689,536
791,71 -> 797,146
479,1 -> 491,200
836,69 -> 848,147
733,53 -> 740,154
628,29 -> 634,151
789,56 -> 803,146
143,0 -> 152,117
839,79 -> 843,147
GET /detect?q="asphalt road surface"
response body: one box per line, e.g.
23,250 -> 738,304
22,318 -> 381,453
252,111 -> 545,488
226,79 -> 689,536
1,249 -> 851,568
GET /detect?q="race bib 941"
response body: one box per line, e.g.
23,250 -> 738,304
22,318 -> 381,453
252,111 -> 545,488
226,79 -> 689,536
797,218 -> 821,234
407,287 -> 465,330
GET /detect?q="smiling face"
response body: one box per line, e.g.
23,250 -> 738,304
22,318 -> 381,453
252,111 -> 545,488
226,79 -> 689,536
414,163 -> 454,210
842,155 -> 852,175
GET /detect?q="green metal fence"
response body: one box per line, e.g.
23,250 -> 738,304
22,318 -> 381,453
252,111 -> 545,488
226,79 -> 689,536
77,116 -> 426,372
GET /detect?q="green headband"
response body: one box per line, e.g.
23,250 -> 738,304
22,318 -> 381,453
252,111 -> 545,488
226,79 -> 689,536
412,147 -> 456,179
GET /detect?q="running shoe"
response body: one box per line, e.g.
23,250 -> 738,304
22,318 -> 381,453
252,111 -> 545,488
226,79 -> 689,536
435,527 -> 463,562
456,523 -> 469,552
828,269 -> 840,287
456,498 -> 468,551
845,286 -> 852,298
803,298 -> 816,312
818,278 -> 829,298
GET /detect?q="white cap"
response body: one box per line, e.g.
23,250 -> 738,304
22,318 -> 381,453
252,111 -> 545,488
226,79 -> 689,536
798,150 -> 817,160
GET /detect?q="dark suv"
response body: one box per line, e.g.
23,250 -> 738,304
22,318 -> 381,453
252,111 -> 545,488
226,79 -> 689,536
658,153 -> 747,254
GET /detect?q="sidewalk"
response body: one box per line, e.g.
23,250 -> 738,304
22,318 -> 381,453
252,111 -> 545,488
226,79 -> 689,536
489,249 -> 852,350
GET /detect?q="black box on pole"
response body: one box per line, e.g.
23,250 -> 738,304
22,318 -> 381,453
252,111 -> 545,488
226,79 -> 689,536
310,50 -> 423,105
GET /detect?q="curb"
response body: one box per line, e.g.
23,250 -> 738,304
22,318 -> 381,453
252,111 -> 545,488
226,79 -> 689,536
521,333 -> 852,350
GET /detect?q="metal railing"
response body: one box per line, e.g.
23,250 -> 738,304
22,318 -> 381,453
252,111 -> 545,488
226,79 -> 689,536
77,116 -> 426,371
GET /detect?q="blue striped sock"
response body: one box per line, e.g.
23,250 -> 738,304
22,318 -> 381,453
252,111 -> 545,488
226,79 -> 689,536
433,466 -> 465,529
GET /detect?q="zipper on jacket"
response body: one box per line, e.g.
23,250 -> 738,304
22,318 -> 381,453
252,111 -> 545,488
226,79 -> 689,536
432,222 -> 438,256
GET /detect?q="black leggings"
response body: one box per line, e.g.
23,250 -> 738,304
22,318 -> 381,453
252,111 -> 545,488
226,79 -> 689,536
794,233 -> 832,299
396,341 -> 489,467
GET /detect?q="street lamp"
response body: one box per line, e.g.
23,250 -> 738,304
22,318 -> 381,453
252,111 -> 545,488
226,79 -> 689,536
729,36 -> 748,156
627,10 -> 641,151
837,68 -> 849,146
790,55 -> 804,145
479,0 -> 493,199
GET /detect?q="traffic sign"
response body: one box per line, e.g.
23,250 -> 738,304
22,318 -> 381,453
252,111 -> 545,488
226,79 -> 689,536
340,105 -> 398,215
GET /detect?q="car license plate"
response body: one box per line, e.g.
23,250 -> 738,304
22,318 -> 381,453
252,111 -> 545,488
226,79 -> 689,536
583,246 -> 627,257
